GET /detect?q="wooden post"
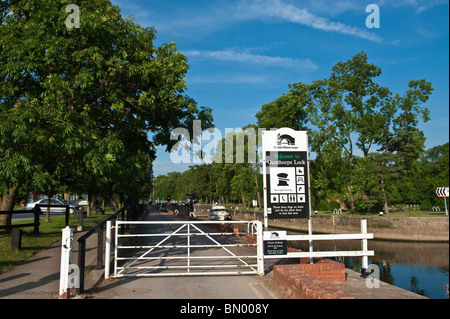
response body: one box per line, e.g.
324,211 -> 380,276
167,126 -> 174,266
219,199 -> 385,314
33,207 -> 41,234
77,209 -> 83,231
96,226 -> 103,269
77,239 -> 85,294
308,217 -> 313,264
65,205 -> 70,228
361,219 -> 369,277
11,228 -> 22,251
105,220 -> 112,279
59,226 -> 73,299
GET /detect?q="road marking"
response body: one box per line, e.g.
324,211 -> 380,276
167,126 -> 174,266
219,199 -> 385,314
186,285 -> 194,298
248,282 -> 278,299
248,283 -> 264,299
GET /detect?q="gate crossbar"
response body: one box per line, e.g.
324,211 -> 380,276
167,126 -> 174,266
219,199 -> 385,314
113,220 -> 263,277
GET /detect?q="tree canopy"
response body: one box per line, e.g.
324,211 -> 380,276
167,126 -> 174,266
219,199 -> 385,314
156,52 -> 446,215
0,0 -> 212,225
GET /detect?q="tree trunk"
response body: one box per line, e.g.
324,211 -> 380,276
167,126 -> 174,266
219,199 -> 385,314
46,193 -> 52,223
252,169 -> 262,209
348,155 -> 356,214
257,191 -> 262,209
0,182 -> 20,228
87,193 -> 92,216
380,171 -> 389,215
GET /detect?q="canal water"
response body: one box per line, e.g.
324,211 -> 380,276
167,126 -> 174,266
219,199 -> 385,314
289,236 -> 449,299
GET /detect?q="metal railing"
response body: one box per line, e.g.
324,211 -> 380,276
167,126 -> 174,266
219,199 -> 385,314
0,207 -> 41,234
76,203 -> 146,293
107,220 -> 264,278
36,204 -> 71,227
0,204 -> 71,233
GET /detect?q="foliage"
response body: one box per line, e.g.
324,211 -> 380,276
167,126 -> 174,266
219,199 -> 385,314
255,51 -> 435,214
154,129 -> 263,206
0,0 -> 213,225
156,52 -> 447,214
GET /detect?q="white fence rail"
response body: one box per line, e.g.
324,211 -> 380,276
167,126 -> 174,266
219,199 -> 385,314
106,220 -> 264,278
264,220 -> 374,274
105,218 -> 374,278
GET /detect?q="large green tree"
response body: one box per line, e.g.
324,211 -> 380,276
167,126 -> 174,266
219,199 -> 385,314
301,52 -> 393,213
0,0 -> 212,226
371,79 -> 433,213
255,92 -> 309,131
255,52 -> 433,213
211,128 -> 262,206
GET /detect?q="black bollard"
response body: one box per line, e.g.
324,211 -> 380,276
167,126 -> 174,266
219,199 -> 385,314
11,228 -> 22,251
77,209 -> 83,231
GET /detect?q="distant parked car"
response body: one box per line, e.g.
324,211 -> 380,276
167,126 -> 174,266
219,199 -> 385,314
77,196 -> 88,206
78,199 -> 88,206
208,205 -> 231,221
25,198 -> 83,215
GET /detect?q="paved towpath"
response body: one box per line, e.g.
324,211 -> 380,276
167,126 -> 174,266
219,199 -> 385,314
0,225 -> 101,299
88,210 -> 286,299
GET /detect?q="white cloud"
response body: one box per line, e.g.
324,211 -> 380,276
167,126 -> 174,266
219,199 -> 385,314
393,0 -> 448,13
237,0 -> 383,42
187,73 -> 269,85
113,0 -> 384,43
184,49 -> 319,70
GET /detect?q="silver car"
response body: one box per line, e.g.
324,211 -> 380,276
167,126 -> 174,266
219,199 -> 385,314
25,198 -> 83,215
208,206 -> 231,221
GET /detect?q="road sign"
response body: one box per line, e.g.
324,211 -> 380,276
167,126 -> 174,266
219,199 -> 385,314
262,129 -> 311,220
436,187 -> 449,198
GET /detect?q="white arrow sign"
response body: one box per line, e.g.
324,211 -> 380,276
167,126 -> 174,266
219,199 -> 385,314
436,187 -> 449,198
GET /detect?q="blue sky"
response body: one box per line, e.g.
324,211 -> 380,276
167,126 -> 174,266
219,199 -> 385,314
111,0 -> 449,176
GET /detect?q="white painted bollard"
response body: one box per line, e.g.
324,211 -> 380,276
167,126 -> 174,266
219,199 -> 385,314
105,220 -> 112,279
59,226 -> 73,299
256,221 -> 264,275
361,219 -> 369,277
365,264 -> 380,289
308,217 -> 313,264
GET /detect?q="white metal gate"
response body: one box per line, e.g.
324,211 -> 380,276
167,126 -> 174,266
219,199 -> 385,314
107,220 -> 264,277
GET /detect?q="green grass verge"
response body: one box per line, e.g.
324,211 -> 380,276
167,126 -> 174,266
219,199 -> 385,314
0,211 -> 114,275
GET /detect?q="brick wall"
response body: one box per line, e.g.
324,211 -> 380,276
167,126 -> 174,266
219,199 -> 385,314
273,246 -> 352,299
273,262 -> 353,299
297,258 -> 346,282
284,247 -> 346,282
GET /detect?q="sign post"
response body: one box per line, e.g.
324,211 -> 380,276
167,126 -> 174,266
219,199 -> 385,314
436,187 -> 449,216
262,128 -> 313,263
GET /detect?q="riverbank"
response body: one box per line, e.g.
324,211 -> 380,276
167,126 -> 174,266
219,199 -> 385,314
273,262 -> 429,299
171,207 -> 433,299
194,205 -> 449,242
269,214 -> 449,242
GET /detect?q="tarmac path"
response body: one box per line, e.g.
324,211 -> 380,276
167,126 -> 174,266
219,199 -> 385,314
88,210 -> 288,299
